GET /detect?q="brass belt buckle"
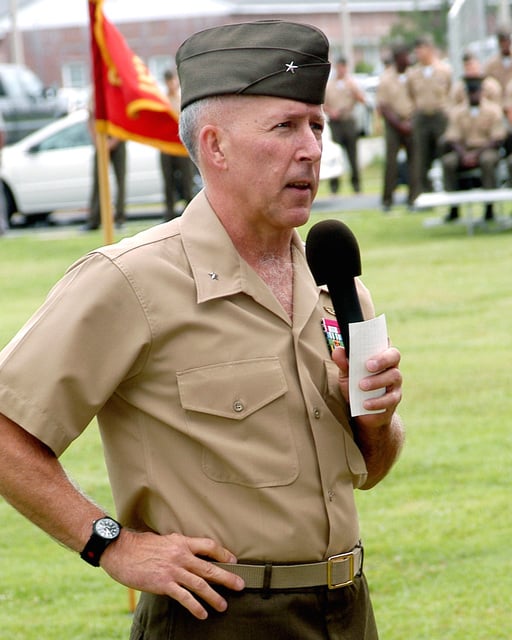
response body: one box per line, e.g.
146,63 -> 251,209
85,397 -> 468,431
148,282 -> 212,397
327,551 -> 355,589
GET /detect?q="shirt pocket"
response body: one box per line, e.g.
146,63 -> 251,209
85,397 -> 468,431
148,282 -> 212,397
176,357 -> 299,488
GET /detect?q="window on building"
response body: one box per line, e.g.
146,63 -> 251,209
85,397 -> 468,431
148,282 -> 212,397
61,62 -> 88,88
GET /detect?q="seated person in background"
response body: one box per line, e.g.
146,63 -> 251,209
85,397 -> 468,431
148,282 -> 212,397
441,76 -> 506,221
501,75 -> 512,183
451,52 -> 502,106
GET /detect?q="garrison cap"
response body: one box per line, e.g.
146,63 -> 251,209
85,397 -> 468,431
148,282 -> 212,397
176,20 -> 331,109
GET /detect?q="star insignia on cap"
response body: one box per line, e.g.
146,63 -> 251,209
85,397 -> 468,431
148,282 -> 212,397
285,61 -> 298,74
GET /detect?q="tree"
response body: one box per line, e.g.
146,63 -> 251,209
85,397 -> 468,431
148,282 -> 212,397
382,1 -> 451,53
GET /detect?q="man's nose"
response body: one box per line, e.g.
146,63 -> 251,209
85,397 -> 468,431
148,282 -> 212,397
297,127 -> 322,163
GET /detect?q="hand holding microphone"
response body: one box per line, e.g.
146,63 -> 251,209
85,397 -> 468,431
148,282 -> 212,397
305,219 -> 363,357
306,219 -> 388,416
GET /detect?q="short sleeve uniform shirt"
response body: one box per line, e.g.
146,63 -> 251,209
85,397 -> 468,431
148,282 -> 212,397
0,192 -> 368,563
443,98 -> 506,147
377,66 -> 414,120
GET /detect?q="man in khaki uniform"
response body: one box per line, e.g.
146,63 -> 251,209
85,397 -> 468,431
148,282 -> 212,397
406,34 -> 452,199
484,27 -> 512,96
85,96 -> 126,231
324,56 -> 367,193
376,43 -> 414,210
451,52 -> 502,106
441,76 -> 506,221
484,27 -> 512,163
0,21 -> 404,639
497,75 -> 512,189
159,68 -> 196,221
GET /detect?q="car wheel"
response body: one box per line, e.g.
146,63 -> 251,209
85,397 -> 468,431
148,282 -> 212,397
26,212 -> 52,226
2,184 -> 50,227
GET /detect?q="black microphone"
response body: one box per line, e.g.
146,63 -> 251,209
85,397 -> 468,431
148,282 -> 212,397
305,219 -> 363,357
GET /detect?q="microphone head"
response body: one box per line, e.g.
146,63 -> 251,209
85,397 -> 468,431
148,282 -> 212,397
305,219 -> 362,285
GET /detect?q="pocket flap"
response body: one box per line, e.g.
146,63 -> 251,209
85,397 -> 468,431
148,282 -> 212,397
177,357 -> 288,420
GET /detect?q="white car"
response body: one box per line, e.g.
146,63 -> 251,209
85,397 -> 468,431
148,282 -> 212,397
1,108 -> 343,227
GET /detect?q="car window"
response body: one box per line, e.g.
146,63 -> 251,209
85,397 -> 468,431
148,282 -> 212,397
17,67 -> 44,98
34,121 -> 92,152
0,67 -> 25,98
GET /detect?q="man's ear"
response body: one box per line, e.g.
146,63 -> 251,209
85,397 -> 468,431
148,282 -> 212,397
199,125 -> 228,169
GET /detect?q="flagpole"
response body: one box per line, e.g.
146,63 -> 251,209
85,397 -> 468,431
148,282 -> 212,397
96,131 -> 114,245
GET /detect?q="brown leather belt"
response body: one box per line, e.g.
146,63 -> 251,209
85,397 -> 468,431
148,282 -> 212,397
214,544 -> 363,590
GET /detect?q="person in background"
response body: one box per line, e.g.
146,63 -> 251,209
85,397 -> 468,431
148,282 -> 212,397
451,51 -> 502,106
441,75 -> 506,221
159,69 -> 195,221
84,103 -> 127,231
406,34 -> 452,198
324,56 -> 367,194
0,21 -> 404,639
484,25 -> 512,173
376,43 -> 415,211
484,25 -> 512,96
499,75 -> 512,188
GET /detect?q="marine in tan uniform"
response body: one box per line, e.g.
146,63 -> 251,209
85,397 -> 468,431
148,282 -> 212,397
324,56 -> 367,193
451,52 -> 502,106
499,74 -> 512,186
484,27 -> 512,95
159,69 -> 196,221
441,76 -> 506,221
406,34 -> 452,198
85,97 -> 127,231
484,26 -> 512,161
376,43 -> 414,210
0,20 -> 404,639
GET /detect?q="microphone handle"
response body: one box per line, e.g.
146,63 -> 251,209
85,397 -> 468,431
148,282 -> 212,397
329,281 -> 363,358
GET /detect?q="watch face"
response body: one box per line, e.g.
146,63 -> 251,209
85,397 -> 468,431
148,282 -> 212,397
95,518 -> 121,539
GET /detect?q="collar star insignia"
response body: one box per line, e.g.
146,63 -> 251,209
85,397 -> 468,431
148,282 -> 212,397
285,61 -> 298,74
208,272 -> 219,280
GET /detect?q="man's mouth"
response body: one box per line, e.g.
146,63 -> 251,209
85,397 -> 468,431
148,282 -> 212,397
287,181 -> 312,191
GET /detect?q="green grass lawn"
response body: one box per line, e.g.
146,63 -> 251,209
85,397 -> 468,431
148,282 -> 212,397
1,181 -> 511,638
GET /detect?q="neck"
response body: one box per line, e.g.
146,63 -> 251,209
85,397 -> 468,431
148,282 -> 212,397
233,228 -> 295,319
254,250 -> 295,319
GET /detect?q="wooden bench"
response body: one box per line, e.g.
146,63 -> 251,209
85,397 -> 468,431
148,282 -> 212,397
414,188 -> 512,235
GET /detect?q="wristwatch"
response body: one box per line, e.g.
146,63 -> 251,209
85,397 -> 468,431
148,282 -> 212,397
80,516 -> 122,567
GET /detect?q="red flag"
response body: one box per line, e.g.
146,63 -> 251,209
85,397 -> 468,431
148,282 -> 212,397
88,0 -> 187,156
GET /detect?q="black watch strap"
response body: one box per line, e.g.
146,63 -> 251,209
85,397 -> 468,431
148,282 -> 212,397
80,517 -> 122,567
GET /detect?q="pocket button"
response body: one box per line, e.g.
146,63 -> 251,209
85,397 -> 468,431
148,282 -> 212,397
233,400 -> 245,413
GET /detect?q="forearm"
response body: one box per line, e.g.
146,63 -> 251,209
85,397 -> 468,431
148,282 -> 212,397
0,413 -> 244,619
353,412 -> 404,489
0,413 -> 104,553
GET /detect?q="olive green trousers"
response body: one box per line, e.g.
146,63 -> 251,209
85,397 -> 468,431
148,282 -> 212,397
129,573 -> 378,639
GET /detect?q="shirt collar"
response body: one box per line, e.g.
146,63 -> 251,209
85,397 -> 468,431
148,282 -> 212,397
179,191 -> 319,323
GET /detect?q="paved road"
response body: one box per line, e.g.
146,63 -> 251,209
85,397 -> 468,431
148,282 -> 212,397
313,135 -> 383,213
313,193 -> 380,213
